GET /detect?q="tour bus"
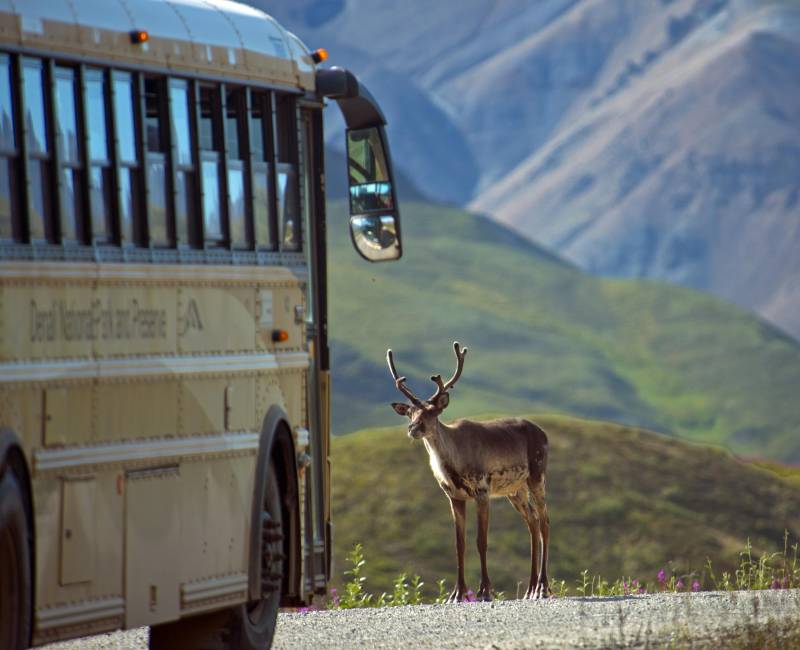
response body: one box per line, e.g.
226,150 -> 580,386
0,0 -> 402,648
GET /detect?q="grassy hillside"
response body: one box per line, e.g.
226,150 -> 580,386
329,415 -> 800,597
326,201 -> 800,461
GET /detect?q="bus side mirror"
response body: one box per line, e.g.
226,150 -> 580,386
346,126 -> 402,262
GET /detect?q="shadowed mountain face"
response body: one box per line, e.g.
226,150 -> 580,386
258,0 -> 800,339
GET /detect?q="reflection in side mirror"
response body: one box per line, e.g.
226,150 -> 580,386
350,214 -> 401,262
346,127 -> 395,213
346,125 -> 401,261
350,182 -> 393,212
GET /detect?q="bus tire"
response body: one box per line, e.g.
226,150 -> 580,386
227,460 -> 283,649
150,461 -> 283,650
0,468 -> 33,650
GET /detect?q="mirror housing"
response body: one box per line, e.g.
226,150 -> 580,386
318,68 -> 402,262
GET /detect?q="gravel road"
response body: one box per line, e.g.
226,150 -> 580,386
42,590 -> 800,649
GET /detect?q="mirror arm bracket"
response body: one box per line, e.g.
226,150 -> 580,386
317,67 -> 387,129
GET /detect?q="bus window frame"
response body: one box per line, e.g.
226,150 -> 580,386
0,48 -> 311,265
83,66 -> 114,245
222,84 -> 251,251
21,56 -> 58,245
110,69 -> 142,248
0,53 -> 21,242
274,92 -> 300,252
53,63 -> 87,245
196,81 -> 226,249
169,77 -> 198,249
249,88 -> 277,252
144,74 -> 173,249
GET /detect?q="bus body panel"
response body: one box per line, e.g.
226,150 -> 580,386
0,0 -> 392,645
0,262 -> 310,644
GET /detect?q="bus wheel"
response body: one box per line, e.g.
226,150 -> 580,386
150,462 -> 283,650
228,460 -> 283,649
0,469 -> 33,650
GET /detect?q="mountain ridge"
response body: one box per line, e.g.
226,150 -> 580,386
325,200 -> 800,461
264,0 -> 800,339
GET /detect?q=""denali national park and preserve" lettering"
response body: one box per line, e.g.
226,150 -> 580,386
30,299 -> 169,342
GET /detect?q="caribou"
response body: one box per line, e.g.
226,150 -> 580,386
388,342 -> 550,602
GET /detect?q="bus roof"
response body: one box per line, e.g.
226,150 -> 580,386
0,0 -> 315,91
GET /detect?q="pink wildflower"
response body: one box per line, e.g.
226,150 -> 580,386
676,579 -> 685,590
657,569 -> 666,584
692,580 -> 701,592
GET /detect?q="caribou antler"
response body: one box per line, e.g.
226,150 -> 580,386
386,349 -> 424,406
430,341 -> 468,400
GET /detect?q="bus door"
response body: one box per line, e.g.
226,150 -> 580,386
300,105 -> 329,594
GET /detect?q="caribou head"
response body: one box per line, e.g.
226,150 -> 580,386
387,341 -> 468,439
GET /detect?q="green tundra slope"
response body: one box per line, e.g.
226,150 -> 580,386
326,201 -> 800,461
328,416 -> 800,597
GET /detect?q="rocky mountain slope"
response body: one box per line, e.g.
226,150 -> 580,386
261,0 -> 800,339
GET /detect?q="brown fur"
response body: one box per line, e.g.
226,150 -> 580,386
388,343 -> 551,602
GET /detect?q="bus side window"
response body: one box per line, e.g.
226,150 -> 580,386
84,68 -> 112,243
22,58 -> 53,242
53,66 -> 84,244
169,79 -> 195,248
275,93 -> 299,251
144,76 -> 169,247
112,71 -> 142,246
225,86 -> 248,249
249,90 -> 275,250
0,54 -> 19,241
198,84 -> 224,246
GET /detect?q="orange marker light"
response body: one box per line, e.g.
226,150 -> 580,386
311,48 -> 328,64
272,329 -> 289,343
130,30 -> 149,44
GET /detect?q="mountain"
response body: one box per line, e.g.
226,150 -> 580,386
325,201 -> 800,462
258,0 -> 800,339
328,415 -> 800,596
324,200 -> 800,460
471,3 -> 800,342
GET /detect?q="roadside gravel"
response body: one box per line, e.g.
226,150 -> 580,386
42,590 -> 800,649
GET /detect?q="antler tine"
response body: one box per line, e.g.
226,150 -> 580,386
386,349 -> 424,406
429,341 -> 469,400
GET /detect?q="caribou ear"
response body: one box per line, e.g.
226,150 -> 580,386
392,402 -> 412,417
432,392 -> 449,410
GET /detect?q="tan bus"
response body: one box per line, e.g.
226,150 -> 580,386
0,1 -> 402,648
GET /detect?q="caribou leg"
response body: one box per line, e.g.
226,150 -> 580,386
530,479 -> 550,599
508,488 -> 541,599
446,496 -> 468,603
475,495 -> 492,601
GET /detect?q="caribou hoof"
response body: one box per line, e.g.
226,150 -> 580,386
523,583 -> 548,600
446,586 -> 469,603
477,585 -> 493,602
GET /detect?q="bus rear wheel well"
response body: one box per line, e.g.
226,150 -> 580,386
0,427 -> 34,549
270,421 -> 298,601
249,407 -> 302,606
0,428 -> 34,650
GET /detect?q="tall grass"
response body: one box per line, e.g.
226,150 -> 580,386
305,531 -> 799,611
